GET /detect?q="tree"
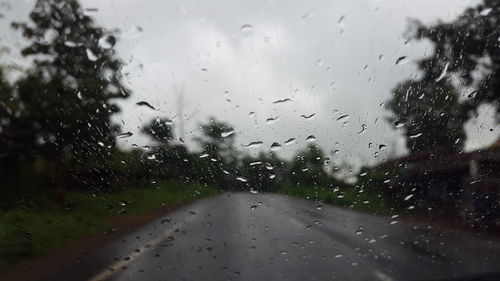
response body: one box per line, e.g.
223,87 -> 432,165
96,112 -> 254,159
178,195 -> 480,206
141,118 -> 174,145
413,0 -> 500,121
7,0 -> 130,195
193,118 -> 238,189
387,79 -> 467,152
140,118 -> 194,182
288,144 -> 328,186
240,151 -> 286,192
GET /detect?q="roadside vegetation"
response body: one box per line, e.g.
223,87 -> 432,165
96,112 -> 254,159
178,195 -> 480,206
0,181 -> 217,270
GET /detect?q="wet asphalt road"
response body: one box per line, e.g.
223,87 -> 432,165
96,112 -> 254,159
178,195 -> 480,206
39,193 -> 500,281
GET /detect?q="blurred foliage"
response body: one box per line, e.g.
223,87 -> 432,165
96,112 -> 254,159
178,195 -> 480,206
387,79 -> 467,152
389,0 -> 500,152
412,0 -> 500,120
0,181 -> 217,270
1,0 -> 130,207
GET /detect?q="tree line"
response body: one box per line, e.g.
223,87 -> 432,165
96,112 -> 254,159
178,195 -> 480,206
0,0 -> 347,210
1,0 -> 499,211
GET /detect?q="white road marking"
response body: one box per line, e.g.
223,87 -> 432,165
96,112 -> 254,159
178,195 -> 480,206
87,210 -> 200,281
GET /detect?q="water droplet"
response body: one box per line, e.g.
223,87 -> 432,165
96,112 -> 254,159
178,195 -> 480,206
378,144 -> 387,149
240,24 -> 254,37
354,227 -> 363,235
284,138 -> 296,145
395,56 -> 408,65
269,174 -> 276,179
280,251 -> 288,255
434,62 -> 449,82
250,188 -> 258,194
316,205 -> 323,210
394,120 -> 405,128
236,177 -> 248,182
98,35 -> 116,49
199,153 -> 209,158
270,142 -> 282,151
300,113 -> 316,120
404,194 -> 414,201
336,114 -> 350,121
409,133 -> 422,139
200,68 -> 208,73
467,91 -> 477,99
244,141 -> 263,148
249,112 -> 256,117
249,161 -> 262,166
77,91 -> 83,99
64,41 -> 80,47
123,25 -> 143,39
302,12 -> 313,20
480,8 -> 492,16
221,130 -> 234,138
250,205 -> 258,210
357,124 -> 367,135
136,101 -> 156,110
337,15 -> 346,24
273,98 -> 292,104
86,48 -> 98,61
117,132 -> 133,138
222,169 -> 230,175
335,254 -> 343,259
147,154 -> 156,160
266,116 -> 280,124
306,135 -> 316,142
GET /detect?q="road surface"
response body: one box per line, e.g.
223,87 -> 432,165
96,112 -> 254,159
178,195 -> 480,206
37,193 -> 500,281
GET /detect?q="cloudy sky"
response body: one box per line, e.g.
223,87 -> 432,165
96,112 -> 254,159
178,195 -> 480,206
1,0 -> 498,171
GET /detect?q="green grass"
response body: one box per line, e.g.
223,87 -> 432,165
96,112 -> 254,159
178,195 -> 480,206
0,181 -> 218,270
277,185 -> 388,214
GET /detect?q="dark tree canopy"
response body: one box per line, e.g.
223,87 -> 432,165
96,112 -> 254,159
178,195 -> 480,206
413,0 -> 500,120
141,118 -> 174,145
0,0 -> 130,196
387,79 -> 467,153
10,0 -> 130,163
194,118 -> 236,164
288,144 -> 328,186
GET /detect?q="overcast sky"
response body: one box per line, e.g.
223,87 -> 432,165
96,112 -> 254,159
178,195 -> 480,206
1,0 -> 498,172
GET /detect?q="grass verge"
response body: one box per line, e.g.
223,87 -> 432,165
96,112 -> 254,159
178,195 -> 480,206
277,185 -> 388,214
0,181 -> 217,270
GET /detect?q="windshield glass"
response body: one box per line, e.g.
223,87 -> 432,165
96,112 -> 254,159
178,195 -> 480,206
1,0 -> 499,280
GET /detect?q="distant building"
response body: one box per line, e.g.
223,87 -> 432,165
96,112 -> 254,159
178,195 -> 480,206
374,139 -> 500,227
